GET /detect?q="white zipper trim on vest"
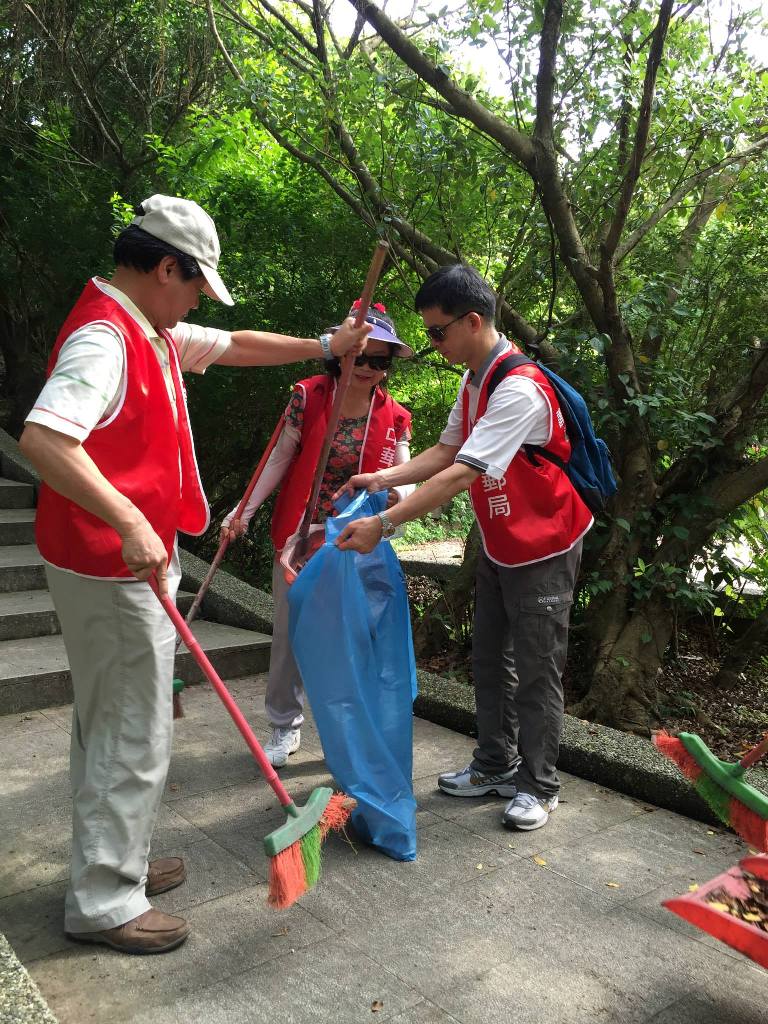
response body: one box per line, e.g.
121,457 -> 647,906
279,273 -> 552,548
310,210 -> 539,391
358,393 -> 377,471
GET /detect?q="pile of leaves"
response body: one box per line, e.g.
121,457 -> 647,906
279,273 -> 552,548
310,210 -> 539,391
705,867 -> 768,933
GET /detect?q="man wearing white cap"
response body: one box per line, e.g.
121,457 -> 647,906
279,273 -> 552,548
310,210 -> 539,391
19,195 -> 370,954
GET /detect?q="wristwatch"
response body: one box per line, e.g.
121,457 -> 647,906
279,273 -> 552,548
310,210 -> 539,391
319,332 -> 334,359
377,510 -> 397,540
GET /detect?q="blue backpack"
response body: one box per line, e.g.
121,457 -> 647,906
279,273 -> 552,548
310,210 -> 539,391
487,354 -> 617,516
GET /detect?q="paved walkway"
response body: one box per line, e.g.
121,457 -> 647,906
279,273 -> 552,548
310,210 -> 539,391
1,675 -> 766,1024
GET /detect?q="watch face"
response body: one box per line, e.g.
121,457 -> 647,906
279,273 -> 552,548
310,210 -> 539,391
379,514 -> 395,538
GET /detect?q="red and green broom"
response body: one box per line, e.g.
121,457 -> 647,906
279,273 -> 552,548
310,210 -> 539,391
653,730 -> 768,852
151,576 -> 354,908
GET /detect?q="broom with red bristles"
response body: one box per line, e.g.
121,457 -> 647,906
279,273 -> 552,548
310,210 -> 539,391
653,730 -> 768,851
150,575 -> 355,908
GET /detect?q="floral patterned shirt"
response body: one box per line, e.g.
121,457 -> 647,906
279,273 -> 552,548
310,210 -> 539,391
285,387 -> 411,522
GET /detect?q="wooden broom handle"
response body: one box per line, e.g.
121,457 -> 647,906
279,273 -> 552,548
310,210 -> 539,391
178,416 -> 285,645
296,240 -> 389,545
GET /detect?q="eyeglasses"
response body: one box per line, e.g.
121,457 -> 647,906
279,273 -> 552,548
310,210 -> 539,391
354,352 -> 393,371
423,310 -> 478,344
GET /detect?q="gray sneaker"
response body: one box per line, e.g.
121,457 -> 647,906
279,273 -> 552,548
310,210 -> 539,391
503,791 -> 558,830
264,727 -> 301,768
437,763 -> 518,798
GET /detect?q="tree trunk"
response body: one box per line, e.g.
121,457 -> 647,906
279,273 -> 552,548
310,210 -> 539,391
571,594 -> 672,734
413,522 -> 480,657
711,603 -> 768,691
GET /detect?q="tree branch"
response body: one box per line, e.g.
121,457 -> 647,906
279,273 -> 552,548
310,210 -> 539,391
343,11 -> 366,59
658,453 -> 768,565
659,340 -> 768,499
602,0 -> 674,262
206,0 -> 246,85
246,0 -> 318,56
616,135 -> 768,262
533,0 -> 561,144
22,2 -> 125,166
213,0 -> 316,75
350,0 -> 535,170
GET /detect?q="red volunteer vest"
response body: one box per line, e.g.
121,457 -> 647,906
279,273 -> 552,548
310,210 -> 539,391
36,279 -> 210,578
463,346 -> 592,567
271,375 -> 411,550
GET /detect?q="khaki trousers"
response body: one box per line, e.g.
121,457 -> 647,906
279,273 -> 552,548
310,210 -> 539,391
46,549 -> 181,933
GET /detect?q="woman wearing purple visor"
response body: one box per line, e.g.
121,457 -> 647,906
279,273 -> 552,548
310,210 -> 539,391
221,300 -> 413,767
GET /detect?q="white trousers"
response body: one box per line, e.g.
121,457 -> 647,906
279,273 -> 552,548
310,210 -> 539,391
46,549 -> 181,933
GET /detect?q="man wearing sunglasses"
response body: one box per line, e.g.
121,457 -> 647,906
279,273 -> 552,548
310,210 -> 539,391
336,263 -> 592,833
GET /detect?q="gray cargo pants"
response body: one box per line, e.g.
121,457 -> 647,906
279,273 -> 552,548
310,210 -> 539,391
470,541 -> 582,799
265,555 -> 305,729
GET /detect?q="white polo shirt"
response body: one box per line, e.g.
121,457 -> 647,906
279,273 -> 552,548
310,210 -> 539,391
439,337 -> 551,479
26,278 -> 231,442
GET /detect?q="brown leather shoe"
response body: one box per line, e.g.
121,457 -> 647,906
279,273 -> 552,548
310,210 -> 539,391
145,857 -> 186,896
67,908 -> 190,954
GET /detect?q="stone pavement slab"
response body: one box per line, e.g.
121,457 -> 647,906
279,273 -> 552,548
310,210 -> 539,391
1,675 -> 766,1024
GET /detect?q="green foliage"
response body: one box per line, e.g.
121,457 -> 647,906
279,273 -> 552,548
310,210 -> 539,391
394,492 -> 474,547
3,0 -> 768,641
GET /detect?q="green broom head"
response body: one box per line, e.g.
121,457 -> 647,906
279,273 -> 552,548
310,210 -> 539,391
655,731 -> 768,849
678,734 -> 768,820
671,733 -> 768,849
265,788 -> 355,909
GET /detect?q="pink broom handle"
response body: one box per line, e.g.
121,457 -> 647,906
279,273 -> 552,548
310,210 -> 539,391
151,575 -> 295,809
740,733 -> 768,772
179,416 -> 285,643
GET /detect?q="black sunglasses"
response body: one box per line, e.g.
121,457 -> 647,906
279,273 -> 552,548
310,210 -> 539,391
424,310 -> 478,343
354,352 -> 393,370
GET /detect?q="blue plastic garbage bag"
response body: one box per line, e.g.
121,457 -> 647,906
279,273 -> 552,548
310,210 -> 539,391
287,490 -> 418,861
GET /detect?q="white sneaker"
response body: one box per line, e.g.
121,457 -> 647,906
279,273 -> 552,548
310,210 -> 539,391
437,763 -> 518,798
264,727 -> 301,768
503,791 -> 558,831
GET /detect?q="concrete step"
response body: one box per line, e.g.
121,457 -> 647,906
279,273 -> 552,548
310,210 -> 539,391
0,478 -> 35,509
0,589 -> 59,640
0,545 -> 47,592
0,509 -> 36,546
0,589 -> 197,642
0,619 -> 271,715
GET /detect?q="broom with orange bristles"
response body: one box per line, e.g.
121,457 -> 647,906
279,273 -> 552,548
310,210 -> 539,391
653,730 -> 768,851
150,575 -> 354,908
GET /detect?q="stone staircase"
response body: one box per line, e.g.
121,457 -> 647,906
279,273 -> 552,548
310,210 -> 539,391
0,476 -> 271,716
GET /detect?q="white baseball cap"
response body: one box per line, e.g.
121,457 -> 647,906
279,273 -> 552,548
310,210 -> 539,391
131,194 -> 234,306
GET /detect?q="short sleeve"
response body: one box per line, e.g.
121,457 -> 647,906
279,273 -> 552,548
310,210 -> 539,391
455,375 -> 551,479
171,322 -> 231,373
25,325 -> 124,442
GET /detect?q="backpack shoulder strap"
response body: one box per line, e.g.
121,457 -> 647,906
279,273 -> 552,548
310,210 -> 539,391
485,354 -> 580,473
486,353 -> 534,398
